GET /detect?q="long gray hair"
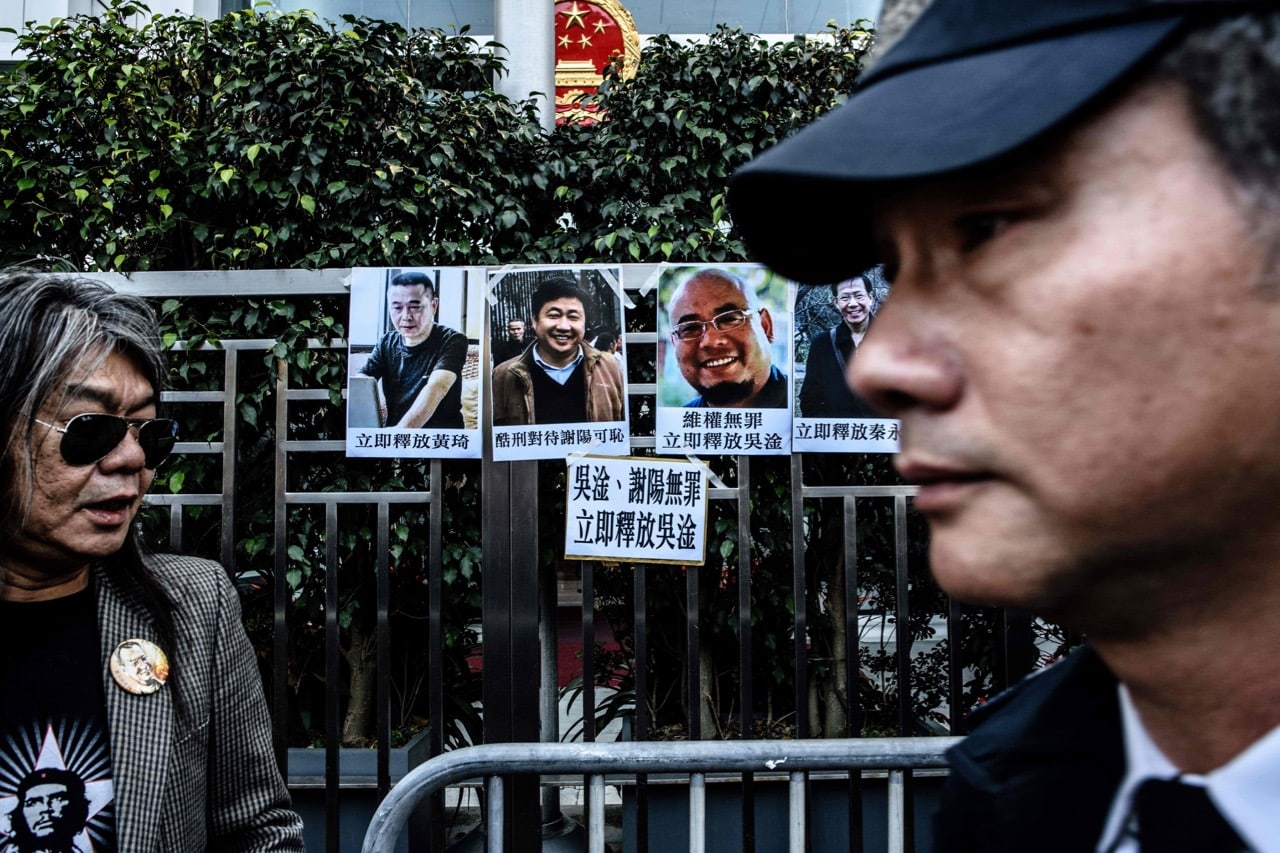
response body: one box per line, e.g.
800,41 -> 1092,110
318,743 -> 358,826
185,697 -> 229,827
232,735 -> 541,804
0,270 -> 166,555
0,271 -> 183,710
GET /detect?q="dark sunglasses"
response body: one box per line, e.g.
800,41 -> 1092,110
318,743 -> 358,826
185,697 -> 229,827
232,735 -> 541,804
35,414 -> 179,469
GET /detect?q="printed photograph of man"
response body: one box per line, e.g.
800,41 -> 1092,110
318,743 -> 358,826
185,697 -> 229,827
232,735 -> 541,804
108,640 -> 167,696
659,267 -> 789,409
492,274 -> 625,426
358,270 -> 467,429
4,769 -> 90,853
492,318 -> 528,365
796,267 -> 887,419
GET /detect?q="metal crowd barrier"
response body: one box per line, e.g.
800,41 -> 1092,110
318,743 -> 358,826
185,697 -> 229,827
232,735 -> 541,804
361,737 -> 960,853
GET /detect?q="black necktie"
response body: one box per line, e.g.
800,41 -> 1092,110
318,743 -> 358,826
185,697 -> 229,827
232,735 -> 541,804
1134,778 -> 1249,852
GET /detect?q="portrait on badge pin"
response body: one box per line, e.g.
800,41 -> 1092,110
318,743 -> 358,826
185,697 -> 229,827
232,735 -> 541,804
110,638 -> 169,695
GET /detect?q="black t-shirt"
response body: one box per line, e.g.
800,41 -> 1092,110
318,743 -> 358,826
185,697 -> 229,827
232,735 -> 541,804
0,587 -> 116,852
361,324 -> 467,427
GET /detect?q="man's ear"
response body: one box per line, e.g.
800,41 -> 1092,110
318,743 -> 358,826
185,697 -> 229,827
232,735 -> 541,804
759,307 -> 774,343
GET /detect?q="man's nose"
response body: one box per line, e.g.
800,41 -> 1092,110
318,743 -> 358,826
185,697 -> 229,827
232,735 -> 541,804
99,424 -> 149,471
851,302 -> 962,417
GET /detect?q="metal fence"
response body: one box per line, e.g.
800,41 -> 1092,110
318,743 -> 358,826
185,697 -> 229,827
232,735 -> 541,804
99,269 -> 1042,853
361,738 -> 961,853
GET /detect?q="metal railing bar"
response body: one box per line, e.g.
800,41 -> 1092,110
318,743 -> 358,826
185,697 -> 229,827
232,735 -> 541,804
803,485 -> 919,498
290,766 -> 950,790
588,774 -> 605,853
947,599 -> 963,736
846,494 -> 864,853
790,455 -> 808,741
325,503 -> 341,853
686,555 -> 701,741
146,494 -> 222,508
427,459 -> 446,853
843,495 -> 861,737
893,495 -> 911,738
285,389 -> 333,401
173,442 -> 225,454
166,338 -> 346,352
690,772 -> 706,853
887,769 -> 906,853
91,268 -> 351,296
892,496 -> 916,852
283,492 -> 433,505
788,772 -> 805,853
582,561 -> 597,743
376,502 -> 391,800
738,455 -> 753,740
281,440 -> 347,452
581,561 -> 599,853
360,737 -> 959,852
163,391 -> 236,402
633,566 -> 650,853
271,357 -> 290,771
168,503 -> 182,550
220,347 -> 238,570
487,776 -> 504,853
736,457 -> 755,849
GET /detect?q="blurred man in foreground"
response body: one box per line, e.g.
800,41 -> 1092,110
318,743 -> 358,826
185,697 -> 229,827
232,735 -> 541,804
731,2 -> 1280,849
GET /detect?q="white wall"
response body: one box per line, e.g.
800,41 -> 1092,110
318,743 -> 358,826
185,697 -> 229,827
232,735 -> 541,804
3,0 -> 221,60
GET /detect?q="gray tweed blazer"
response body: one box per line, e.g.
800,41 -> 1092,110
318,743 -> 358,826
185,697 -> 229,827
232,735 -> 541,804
94,553 -> 303,851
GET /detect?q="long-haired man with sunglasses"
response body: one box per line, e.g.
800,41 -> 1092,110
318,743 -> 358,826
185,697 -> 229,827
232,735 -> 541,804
0,272 -> 302,851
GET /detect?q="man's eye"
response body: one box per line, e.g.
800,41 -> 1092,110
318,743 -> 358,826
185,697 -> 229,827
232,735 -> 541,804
955,212 -> 1013,251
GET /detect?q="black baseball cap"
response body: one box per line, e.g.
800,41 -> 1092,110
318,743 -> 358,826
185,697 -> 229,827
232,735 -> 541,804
728,0 -> 1269,283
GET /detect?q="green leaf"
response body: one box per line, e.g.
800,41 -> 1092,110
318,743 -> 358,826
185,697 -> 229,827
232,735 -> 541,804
299,194 -> 316,214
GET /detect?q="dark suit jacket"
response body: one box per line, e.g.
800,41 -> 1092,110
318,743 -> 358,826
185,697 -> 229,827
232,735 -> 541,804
935,646 -> 1124,852
798,325 -> 880,419
96,555 -> 303,851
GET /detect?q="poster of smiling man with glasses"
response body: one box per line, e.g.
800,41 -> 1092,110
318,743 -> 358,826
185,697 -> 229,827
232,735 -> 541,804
656,265 -> 792,456
791,266 -> 900,454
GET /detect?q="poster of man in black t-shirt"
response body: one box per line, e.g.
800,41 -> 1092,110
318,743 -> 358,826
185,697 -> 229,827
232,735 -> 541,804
347,267 -> 484,459
359,270 -> 467,429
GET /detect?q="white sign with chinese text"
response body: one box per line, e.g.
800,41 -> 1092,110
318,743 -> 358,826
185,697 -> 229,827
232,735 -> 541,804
564,456 -> 709,565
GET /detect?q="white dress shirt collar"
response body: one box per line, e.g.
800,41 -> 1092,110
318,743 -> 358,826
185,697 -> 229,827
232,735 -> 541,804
1097,683 -> 1280,853
531,344 -> 584,385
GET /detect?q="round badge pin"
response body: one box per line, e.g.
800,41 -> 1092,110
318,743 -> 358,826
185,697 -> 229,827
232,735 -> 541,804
110,638 -> 170,695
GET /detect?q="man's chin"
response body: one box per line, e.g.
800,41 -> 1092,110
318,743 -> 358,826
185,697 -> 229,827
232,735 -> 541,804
698,380 -> 756,406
